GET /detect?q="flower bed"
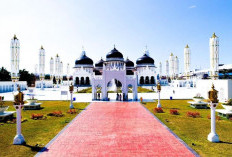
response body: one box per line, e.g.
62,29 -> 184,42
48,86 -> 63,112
170,109 -> 179,115
154,107 -> 164,113
47,111 -> 64,117
207,114 -> 221,120
67,109 -> 77,114
31,113 -> 45,120
186,111 -> 200,118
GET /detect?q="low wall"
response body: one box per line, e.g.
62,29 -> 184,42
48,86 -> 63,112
0,81 -> 27,93
196,79 -> 232,102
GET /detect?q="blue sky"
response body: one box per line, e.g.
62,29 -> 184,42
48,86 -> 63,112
0,0 -> 231,74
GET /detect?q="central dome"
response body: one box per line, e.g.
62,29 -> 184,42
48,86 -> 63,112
106,47 -> 123,61
75,51 -> 93,66
136,53 -> 154,65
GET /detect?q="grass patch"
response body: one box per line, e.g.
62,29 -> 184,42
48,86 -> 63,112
0,101 -> 89,157
143,100 -> 232,157
75,86 -> 155,93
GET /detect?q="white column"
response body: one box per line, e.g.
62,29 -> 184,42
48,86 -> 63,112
10,35 -> 20,92
159,62 -> 162,78
50,57 -> 54,81
208,102 -> 220,142
184,44 -> 191,78
13,104 -> 25,145
157,91 -> 161,108
69,91 -> 74,109
39,46 -> 45,90
169,53 -> 174,79
174,56 -> 179,78
210,33 -> 219,80
165,60 -> 169,77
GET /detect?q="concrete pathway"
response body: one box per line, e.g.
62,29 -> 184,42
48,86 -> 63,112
37,102 -> 197,157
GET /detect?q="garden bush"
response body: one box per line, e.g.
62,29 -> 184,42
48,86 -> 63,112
154,107 -> 164,113
67,109 -> 77,114
47,111 -> 64,117
186,111 -> 200,118
170,109 -> 179,115
31,113 -> 44,120
207,114 -> 221,120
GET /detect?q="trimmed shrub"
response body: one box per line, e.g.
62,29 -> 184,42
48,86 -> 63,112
170,109 -> 179,115
67,109 -> 77,114
207,114 -> 221,120
47,111 -> 64,117
154,107 -> 164,113
31,113 -> 44,120
186,111 -> 200,118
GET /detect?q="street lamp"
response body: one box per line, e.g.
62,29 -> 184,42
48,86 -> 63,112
157,81 -> 162,108
13,86 -> 25,145
207,84 -> 220,142
69,82 -> 74,109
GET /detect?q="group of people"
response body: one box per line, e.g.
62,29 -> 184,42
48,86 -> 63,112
116,93 -> 122,101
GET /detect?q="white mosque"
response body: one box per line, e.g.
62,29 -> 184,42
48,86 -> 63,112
73,47 -> 157,101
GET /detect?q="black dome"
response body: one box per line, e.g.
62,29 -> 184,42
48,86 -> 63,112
75,51 -> 93,65
106,48 -> 123,59
136,54 -> 154,65
125,58 -> 134,67
95,58 -> 104,67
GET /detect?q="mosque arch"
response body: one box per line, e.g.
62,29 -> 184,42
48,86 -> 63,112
140,76 -> 144,84
145,76 -> 149,84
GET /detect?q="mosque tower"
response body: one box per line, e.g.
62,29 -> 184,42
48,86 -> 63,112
159,62 -> 162,77
174,56 -> 179,78
210,33 -> 219,79
184,44 -> 191,79
39,46 -> 45,89
10,35 -> 20,91
59,61 -> 63,83
169,53 -> 175,79
55,54 -> 60,83
50,57 -> 54,80
165,60 -> 169,77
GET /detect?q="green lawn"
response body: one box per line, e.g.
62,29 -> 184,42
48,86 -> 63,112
143,100 -> 232,157
0,101 -> 89,157
76,86 -> 155,93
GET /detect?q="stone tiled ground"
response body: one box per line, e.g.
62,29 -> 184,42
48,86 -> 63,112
37,102 -> 196,157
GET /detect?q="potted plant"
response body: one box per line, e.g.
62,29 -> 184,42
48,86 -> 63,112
193,93 -> 204,103
0,96 -> 8,114
222,99 -> 232,111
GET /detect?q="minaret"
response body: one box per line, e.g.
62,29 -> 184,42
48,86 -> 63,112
59,61 -> 63,83
67,63 -> 70,84
165,60 -> 169,77
184,44 -> 191,79
39,46 -> 45,90
50,57 -> 54,80
10,35 -> 20,91
210,33 -> 219,79
34,64 -> 38,76
169,53 -> 174,79
174,56 -> 179,78
159,62 -> 162,78
55,54 -> 60,85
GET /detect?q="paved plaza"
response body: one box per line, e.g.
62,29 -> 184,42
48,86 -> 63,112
37,102 -> 197,157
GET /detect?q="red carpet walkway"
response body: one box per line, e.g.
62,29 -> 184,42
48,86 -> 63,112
37,102 -> 197,157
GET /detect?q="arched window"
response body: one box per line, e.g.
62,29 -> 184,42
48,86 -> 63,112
150,76 -> 155,84
140,76 -> 144,84
86,77 -> 90,85
81,77 -> 84,85
75,77 -> 79,85
145,76 -> 149,84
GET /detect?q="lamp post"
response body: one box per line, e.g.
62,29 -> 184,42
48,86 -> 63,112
69,82 -> 74,109
13,86 -> 25,145
157,81 -> 162,108
207,84 -> 220,142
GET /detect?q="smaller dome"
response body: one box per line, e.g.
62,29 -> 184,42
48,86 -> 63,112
106,47 -> 123,60
125,58 -> 134,67
136,53 -> 154,65
75,51 -> 93,65
95,58 -> 104,67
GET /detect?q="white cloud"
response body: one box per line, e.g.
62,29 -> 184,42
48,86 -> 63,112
189,5 -> 196,9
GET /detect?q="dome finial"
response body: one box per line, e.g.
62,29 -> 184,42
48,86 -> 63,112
41,45 -> 44,49
212,32 -> 217,38
114,44 -> 116,49
144,45 -> 150,56
56,54 -> 59,57
82,46 -> 85,51
13,34 -> 17,40
170,53 -> 173,56
185,44 -> 189,48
